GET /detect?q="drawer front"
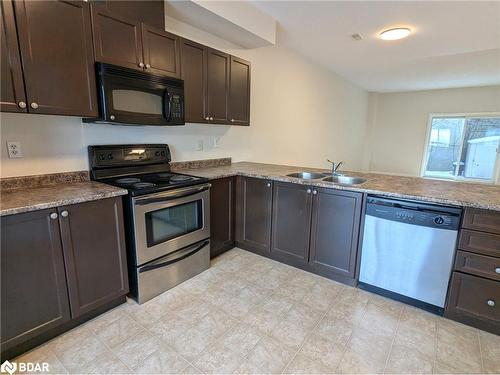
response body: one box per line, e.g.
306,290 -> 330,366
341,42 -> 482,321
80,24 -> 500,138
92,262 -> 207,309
459,229 -> 500,258
462,208 -> 500,235
446,272 -> 499,332
455,250 -> 500,281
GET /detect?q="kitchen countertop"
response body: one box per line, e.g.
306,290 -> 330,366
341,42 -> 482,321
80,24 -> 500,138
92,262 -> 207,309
182,161 -> 500,211
0,181 -> 128,217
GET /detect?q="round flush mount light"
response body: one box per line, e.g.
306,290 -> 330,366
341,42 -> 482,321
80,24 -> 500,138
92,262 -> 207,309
379,27 -> 411,41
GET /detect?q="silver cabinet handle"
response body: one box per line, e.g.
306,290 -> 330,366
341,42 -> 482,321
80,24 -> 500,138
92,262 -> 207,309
231,119 -> 235,122
49,212 -> 58,220
18,101 -> 26,108
30,102 -> 38,109
312,190 -> 318,195
306,189 -> 312,194
138,62 -> 145,68
61,210 -> 69,217
495,267 -> 500,274
205,117 -> 210,121
487,300 -> 495,307
266,182 -> 271,187
210,117 -> 214,121
145,63 -> 151,69
110,115 -> 116,120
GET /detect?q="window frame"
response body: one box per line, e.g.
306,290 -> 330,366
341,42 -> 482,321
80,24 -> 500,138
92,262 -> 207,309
421,112 -> 500,184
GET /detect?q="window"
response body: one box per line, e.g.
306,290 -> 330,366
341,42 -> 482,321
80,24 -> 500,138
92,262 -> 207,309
422,115 -> 500,182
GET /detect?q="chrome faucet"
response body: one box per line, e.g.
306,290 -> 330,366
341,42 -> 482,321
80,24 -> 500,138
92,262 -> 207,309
327,159 -> 344,176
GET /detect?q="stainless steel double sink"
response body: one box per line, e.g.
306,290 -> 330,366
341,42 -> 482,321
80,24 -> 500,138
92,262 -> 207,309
285,171 -> 367,185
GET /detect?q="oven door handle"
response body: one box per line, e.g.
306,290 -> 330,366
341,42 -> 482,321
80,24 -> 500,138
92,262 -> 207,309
139,240 -> 209,273
134,183 -> 211,205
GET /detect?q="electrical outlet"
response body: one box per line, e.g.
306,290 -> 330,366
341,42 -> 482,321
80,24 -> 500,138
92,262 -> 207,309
214,136 -> 221,148
7,141 -> 23,158
196,140 -> 204,151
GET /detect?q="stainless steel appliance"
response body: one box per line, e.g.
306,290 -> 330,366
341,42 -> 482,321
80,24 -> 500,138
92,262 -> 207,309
84,63 -> 184,126
359,196 -> 461,314
89,144 -> 209,303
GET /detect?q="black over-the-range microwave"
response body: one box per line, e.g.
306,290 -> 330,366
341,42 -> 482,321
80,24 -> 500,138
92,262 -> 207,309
84,63 -> 185,126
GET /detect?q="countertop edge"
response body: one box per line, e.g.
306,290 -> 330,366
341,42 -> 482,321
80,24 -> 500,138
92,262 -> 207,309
201,171 -> 500,211
0,186 -> 128,217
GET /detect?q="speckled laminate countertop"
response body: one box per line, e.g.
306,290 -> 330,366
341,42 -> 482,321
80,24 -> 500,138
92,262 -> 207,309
0,181 -> 128,216
182,162 -> 500,211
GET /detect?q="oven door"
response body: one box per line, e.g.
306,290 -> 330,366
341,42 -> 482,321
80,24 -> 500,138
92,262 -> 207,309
132,183 -> 210,265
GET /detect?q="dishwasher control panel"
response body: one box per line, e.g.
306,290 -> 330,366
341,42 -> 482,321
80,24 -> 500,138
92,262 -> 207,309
367,196 -> 461,230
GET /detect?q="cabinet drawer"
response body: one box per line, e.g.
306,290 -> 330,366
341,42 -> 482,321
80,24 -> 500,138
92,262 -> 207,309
446,272 -> 499,334
462,208 -> 500,235
458,229 -> 500,258
455,250 -> 500,281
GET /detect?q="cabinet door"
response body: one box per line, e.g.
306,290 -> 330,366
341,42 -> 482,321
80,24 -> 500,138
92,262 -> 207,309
142,24 -> 180,78
206,48 -> 230,124
0,0 -> 27,113
180,38 -> 208,123
94,0 -> 164,30
309,189 -> 362,280
271,182 -> 312,267
1,209 -> 70,351
91,5 -> 143,71
58,198 -> 128,318
210,177 -> 235,258
228,56 -> 251,126
14,0 -> 97,116
236,177 -> 273,255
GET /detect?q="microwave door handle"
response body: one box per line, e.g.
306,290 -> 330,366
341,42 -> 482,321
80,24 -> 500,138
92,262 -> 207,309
139,240 -> 209,273
164,90 -> 172,122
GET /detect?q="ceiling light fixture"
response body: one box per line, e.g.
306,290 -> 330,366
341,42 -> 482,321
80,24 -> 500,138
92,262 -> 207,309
379,27 -> 411,41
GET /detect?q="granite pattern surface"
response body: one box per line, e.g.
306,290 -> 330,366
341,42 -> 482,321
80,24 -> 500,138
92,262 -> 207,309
181,162 -> 500,211
1,182 -> 128,216
1,170 -> 90,191
171,157 -> 231,171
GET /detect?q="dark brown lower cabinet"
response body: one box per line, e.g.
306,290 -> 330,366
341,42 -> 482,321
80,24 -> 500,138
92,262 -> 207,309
1,209 -> 71,351
0,197 -> 128,358
271,182 -> 312,267
235,176 -> 273,255
59,198 -> 128,318
309,189 -> 362,282
446,272 -> 500,335
210,177 -> 235,258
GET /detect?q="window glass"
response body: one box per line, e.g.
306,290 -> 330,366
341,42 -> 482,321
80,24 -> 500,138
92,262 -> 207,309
423,116 -> 500,182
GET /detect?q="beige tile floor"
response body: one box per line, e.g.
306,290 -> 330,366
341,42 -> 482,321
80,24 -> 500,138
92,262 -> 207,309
15,248 -> 500,374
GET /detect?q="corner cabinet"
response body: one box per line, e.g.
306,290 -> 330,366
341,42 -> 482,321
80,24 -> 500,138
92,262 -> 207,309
228,56 -> 251,126
1,197 -> 128,357
236,177 -> 273,255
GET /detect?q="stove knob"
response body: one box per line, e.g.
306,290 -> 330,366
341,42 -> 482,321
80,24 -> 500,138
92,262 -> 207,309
98,154 -> 105,161
107,153 -> 114,160
434,216 -> 445,225
155,151 -> 160,156
161,151 -> 165,156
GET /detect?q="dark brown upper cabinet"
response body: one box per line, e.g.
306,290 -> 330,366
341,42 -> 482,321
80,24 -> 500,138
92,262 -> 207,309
229,56 -> 251,126
236,176 -> 273,255
1,208 -> 71,352
309,189 -> 362,281
93,0 -> 164,30
206,48 -> 230,123
142,24 -> 181,78
180,38 -> 208,123
271,182 -> 313,267
13,0 -> 98,117
0,0 -> 27,113
210,177 -> 236,258
91,6 -> 144,71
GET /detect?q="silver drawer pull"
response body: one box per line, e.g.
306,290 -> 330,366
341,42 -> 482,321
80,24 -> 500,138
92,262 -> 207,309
49,212 -> 58,220
61,210 -> 69,217
495,267 -> 500,274
266,183 -> 271,188
312,190 -> 318,195
306,189 -> 312,194
18,101 -> 26,108
487,300 -> 495,307
30,102 -> 38,109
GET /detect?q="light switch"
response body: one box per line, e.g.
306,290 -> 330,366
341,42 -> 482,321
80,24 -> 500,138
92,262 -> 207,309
7,141 -> 23,158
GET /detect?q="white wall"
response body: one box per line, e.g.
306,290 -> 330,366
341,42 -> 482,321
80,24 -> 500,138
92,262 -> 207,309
366,85 -> 500,176
0,18 -> 369,178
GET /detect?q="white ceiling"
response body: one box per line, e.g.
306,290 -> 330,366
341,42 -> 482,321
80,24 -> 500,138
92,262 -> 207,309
251,1 -> 500,92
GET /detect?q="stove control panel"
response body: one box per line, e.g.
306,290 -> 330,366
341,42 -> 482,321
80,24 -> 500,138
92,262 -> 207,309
89,144 -> 171,168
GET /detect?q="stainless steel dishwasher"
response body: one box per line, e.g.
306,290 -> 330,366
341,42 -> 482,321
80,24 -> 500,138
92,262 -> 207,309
359,196 -> 461,314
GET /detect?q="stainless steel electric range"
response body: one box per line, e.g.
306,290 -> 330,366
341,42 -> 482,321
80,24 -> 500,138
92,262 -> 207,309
89,144 -> 210,304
